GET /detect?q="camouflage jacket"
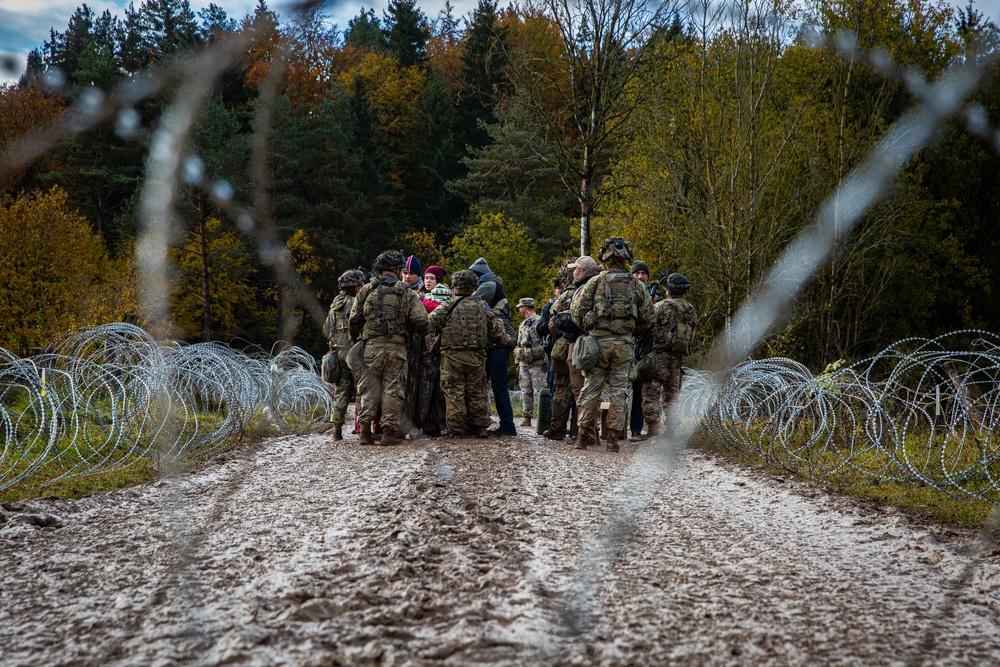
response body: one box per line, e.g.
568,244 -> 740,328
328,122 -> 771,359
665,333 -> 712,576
571,268 -> 653,337
515,314 -> 545,364
323,293 -> 354,351
428,295 -> 513,351
349,273 -> 429,343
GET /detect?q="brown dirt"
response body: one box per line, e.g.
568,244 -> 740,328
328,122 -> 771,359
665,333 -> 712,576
1,429 -> 997,666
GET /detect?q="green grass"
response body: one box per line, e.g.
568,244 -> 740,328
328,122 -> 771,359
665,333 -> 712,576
0,413 -> 280,503
694,429 -> 996,526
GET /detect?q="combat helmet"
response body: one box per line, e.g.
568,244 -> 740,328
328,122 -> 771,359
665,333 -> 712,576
373,249 -> 405,273
338,268 -> 367,288
665,273 -> 691,294
598,237 -> 633,266
451,269 -> 480,295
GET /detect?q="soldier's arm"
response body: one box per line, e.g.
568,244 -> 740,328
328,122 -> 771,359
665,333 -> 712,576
570,278 -> 597,329
488,311 -> 515,347
348,287 -> 368,341
636,283 -> 654,332
427,300 -> 449,333
322,309 -> 333,339
408,291 -> 430,336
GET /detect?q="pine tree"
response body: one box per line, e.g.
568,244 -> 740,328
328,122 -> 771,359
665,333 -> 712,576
456,0 -> 509,151
345,8 -> 387,52
382,0 -> 429,68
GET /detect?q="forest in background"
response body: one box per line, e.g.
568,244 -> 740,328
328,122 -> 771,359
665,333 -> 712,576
1,0 -> 1000,367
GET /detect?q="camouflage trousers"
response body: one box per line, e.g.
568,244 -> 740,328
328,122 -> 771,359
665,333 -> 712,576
549,371 -> 572,433
641,352 -> 684,426
357,340 -> 410,436
518,361 -> 548,418
578,336 -> 635,434
440,349 -> 491,435
331,367 -> 357,426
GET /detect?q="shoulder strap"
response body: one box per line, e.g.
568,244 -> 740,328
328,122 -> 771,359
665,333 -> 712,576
444,295 -> 471,324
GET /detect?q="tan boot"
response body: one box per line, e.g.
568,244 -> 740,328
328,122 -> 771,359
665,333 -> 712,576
521,416 -> 532,427
575,427 -> 595,450
333,423 -> 344,441
359,422 -> 374,445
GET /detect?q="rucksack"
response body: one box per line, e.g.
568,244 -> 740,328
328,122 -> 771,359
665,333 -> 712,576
663,298 -> 697,354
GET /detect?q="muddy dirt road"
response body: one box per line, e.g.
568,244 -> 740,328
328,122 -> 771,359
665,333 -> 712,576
1,430 -> 998,666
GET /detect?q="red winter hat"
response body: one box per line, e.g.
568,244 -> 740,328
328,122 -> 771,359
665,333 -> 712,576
425,265 -> 446,281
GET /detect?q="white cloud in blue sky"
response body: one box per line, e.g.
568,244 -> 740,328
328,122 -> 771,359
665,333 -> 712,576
2,0 -> 999,84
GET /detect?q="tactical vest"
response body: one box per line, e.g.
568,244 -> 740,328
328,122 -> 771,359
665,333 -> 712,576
440,297 -> 489,350
593,270 -> 637,330
325,294 -> 353,349
362,277 -> 409,339
653,298 -> 697,354
516,315 -> 544,363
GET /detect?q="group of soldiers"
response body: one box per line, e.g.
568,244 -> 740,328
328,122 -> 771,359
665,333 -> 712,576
323,237 -> 697,452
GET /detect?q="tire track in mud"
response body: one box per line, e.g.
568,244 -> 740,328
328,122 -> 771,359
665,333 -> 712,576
1,433 -> 998,666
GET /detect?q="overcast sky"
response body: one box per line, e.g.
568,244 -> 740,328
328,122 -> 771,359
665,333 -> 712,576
2,0 -> 999,84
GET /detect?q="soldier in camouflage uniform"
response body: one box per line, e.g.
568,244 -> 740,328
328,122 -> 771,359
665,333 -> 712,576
429,270 -> 514,437
349,249 -> 430,446
548,258 -> 600,440
323,268 -> 367,440
515,297 -> 547,426
570,238 -> 654,451
640,273 -> 697,438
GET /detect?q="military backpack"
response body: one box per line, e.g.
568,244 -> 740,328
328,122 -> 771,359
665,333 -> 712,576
657,298 -> 697,354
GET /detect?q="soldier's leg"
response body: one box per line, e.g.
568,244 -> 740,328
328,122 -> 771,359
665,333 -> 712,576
519,363 -> 535,420
642,376 -> 664,431
629,381 -> 645,436
440,353 -> 469,435
567,344 -> 586,404
578,354 -> 611,436
373,343 -> 408,437
548,372 -> 572,435
663,354 -> 683,407
358,347 -> 384,428
605,341 -> 634,435
332,372 -> 354,426
466,358 -> 490,433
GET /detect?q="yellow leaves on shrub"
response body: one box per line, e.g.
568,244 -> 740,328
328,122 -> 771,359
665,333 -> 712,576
0,187 -> 137,353
446,212 -> 552,309
401,229 -> 445,271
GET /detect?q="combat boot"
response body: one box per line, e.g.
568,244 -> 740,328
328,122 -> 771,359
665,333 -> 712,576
381,431 -> 404,446
543,428 -> 565,441
333,423 -> 344,441
605,429 -> 621,452
359,423 -> 374,446
473,426 -> 489,438
520,416 -> 532,427
574,427 -> 596,450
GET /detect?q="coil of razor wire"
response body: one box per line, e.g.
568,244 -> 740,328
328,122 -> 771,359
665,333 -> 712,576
0,323 -> 333,491
683,329 -> 1000,504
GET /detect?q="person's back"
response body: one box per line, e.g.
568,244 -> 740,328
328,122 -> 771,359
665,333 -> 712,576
569,238 -> 653,451
349,250 -> 429,445
324,269 -> 366,440
430,270 -> 513,437
641,274 -> 697,437
469,257 -> 517,436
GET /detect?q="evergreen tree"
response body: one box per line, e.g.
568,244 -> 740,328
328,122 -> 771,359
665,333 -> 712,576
198,3 -> 237,40
140,0 -> 200,58
456,0 -> 509,151
345,8 -> 387,52
382,0 -> 429,68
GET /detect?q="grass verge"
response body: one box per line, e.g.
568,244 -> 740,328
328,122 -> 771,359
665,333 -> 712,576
0,419 -> 282,504
694,434 -> 995,526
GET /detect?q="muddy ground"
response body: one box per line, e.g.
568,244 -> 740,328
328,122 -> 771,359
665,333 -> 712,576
1,427 -> 998,667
